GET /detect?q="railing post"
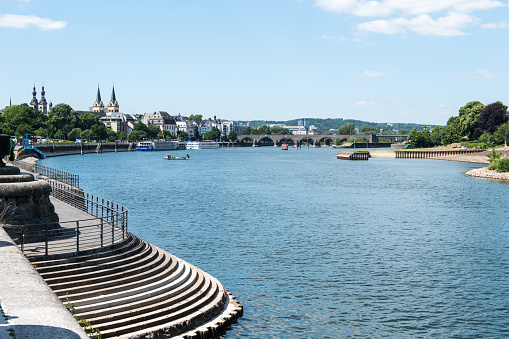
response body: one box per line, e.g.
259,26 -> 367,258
112,217 -> 115,244
100,218 -> 104,248
45,223 -> 49,256
76,220 -> 80,253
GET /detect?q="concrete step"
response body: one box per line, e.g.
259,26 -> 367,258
36,236 -> 144,275
78,264 -> 201,322
72,259 -> 187,312
60,251 -> 178,302
32,233 -> 243,338
41,241 -> 153,282
31,234 -> 138,269
97,278 -> 221,338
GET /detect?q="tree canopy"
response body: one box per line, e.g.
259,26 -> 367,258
473,101 -> 508,138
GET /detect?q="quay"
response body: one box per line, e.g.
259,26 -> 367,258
337,148 -> 489,162
1,160 -> 243,338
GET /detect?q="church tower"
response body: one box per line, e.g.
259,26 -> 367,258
92,85 -> 105,113
30,84 -> 38,110
107,85 -> 119,113
38,84 -> 48,114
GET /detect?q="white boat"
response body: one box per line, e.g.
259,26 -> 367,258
136,140 -> 186,151
136,141 -> 154,151
186,141 -> 219,150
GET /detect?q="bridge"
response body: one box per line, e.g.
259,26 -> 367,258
237,134 -> 376,147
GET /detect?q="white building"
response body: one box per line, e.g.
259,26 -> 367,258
142,111 -> 177,136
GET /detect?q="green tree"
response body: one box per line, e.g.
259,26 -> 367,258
338,123 -> 356,135
91,124 -> 108,140
241,126 -> 252,135
202,127 -> 221,140
147,125 -> 161,139
458,101 -> 485,139
494,124 -> 509,145
473,101 -> 508,139
68,128 -> 82,141
228,130 -> 237,141
80,129 -> 92,141
188,114 -> 203,122
128,130 -> 147,141
35,127 -> 49,139
48,103 -> 79,138
430,126 -> 443,146
106,128 -> 117,142
15,124 -> 32,138
133,122 -> 149,133
177,130 -> 189,140
79,112 -> 101,130
360,126 -> 377,134
117,131 -> 126,141
1,104 -> 47,136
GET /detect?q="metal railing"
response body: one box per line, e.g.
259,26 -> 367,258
45,179 -> 127,237
34,163 -> 79,187
6,217 -> 125,258
12,161 -> 80,188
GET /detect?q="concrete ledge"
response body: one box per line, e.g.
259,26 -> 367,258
0,227 -> 88,339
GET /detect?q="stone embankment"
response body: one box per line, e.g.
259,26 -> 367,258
31,233 -> 243,338
465,167 -> 509,180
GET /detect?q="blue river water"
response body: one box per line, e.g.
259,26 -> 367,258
42,147 -> 509,338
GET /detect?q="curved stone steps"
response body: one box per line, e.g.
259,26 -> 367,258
66,252 -> 181,303
31,233 -> 138,267
73,261 -> 190,313
36,235 -> 146,276
41,241 -> 154,283
31,233 -> 243,338
98,276 -> 222,338
49,249 -> 167,293
81,266 -> 204,324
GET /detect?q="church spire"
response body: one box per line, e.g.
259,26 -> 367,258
38,82 -> 48,114
107,84 -> 119,113
30,83 -> 38,109
92,84 -> 105,113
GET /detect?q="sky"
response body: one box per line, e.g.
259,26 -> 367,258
1,0 -> 508,125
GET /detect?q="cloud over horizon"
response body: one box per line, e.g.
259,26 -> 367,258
315,0 -> 507,36
0,14 -> 67,30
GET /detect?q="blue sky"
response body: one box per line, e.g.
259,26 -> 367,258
1,0 -> 508,125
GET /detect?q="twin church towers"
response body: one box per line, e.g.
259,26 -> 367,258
29,84 -> 119,114
92,85 -> 119,114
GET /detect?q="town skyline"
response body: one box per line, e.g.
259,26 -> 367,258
1,1 -> 508,125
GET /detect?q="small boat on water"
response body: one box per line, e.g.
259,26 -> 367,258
282,144 -> 288,150
163,153 -> 188,160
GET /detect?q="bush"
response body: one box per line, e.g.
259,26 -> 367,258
477,132 -> 496,147
488,157 -> 509,172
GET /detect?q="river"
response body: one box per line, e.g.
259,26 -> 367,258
41,147 -> 509,338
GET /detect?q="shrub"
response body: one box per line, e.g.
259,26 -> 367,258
488,157 -> 509,172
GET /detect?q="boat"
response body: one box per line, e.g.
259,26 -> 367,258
282,144 -> 288,150
136,141 -> 154,151
136,140 -> 186,151
163,153 -> 187,160
186,141 -> 219,150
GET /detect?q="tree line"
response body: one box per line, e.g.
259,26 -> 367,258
407,101 -> 508,148
0,103 -> 122,141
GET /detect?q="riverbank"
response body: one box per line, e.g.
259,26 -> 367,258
465,167 -> 509,180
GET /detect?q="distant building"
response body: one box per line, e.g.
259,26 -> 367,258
298,118 -> 310,129
141,111 -> 177,136
285,125 -> 308,135
29,84 -> 51,114
91,85 -> 118,113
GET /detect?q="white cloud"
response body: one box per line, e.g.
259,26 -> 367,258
315,0 -> 507,36
472,69 -> 499,78
357,12 -> 477,36
355,100 -> 375,105
482,21 -> 509,28
0,14 -> 67,30
315,0 -> 505,17
362,70 -> 386,77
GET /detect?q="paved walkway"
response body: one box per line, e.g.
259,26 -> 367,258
19,198 -> 125,258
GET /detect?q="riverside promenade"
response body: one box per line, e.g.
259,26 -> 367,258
2,161 -> 243,338
0,198 -> 92,338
